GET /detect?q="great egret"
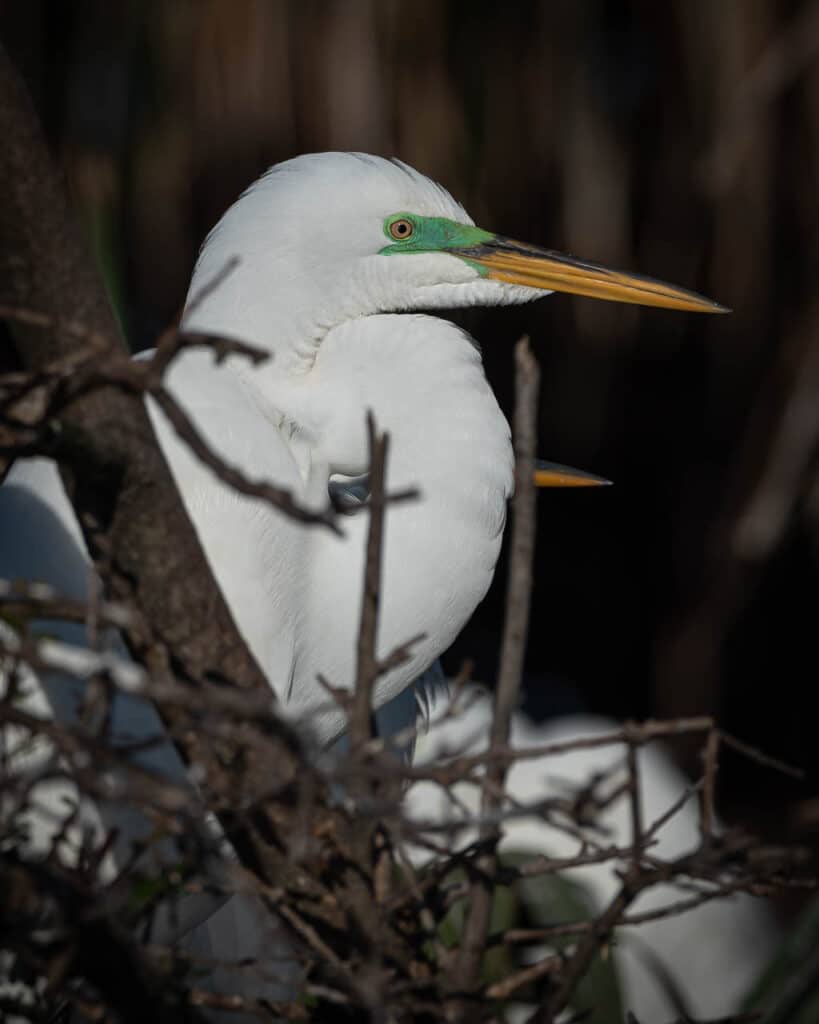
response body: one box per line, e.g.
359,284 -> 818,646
2,152 -> 724,740
1,154 -> 724,1000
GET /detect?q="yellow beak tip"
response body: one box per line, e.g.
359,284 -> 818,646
533,463 -> 613,488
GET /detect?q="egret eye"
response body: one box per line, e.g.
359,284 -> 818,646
389,217 -> 414,241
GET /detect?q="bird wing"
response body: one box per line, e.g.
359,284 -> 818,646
0,349 -> 310,945
0,455 -> 234,940
144,347 -> 309,695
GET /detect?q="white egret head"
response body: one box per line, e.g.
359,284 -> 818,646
184,152 -> 725,372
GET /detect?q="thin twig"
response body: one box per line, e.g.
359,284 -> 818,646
148,384 -> 341,531
719,729 -> 803,780
626,726 -> 643,871
485,953 -> 562,1000
451,336 -> 539,1008
349,412 -> 390,750
700,728 -> 720,837
407,716 -> 716,785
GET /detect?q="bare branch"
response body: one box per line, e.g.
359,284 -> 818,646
452,336 -> 540,1008
351,410 -> 389,751
148,384 -> 340,531
700,728 -> 721,837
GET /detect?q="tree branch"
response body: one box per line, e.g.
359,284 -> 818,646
0,42 -> 272,697
451,336 -> 540,1010
350,412 -> 389,750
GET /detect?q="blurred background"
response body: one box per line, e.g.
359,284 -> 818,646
2,0 -> 818,879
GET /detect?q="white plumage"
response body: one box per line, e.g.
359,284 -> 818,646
1,150 -> 723,748
0,155 -> 529,995
1,152 -> 727,1011
3,154 -> 539,749
406,688 -> 779,1022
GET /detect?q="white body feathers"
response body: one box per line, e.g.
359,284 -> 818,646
3,152 -> 528,746
406,691 -> 779,1022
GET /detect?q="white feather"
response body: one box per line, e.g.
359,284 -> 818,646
406,686 -> 779,1021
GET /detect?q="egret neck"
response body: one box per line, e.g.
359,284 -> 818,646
231,313 -> 513,741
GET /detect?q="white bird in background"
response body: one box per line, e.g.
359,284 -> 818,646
0,154 -> 726,995
406,689 -> 779,1022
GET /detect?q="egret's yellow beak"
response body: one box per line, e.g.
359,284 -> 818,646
459,238 -> 728,314
534,461 -> 612,488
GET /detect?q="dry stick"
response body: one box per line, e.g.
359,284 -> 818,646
451,336 -> 539,1011
539,880 -> 641,1024
350,411 -> 389,750
498,874 -> 780,946
700,728 -> 721,837
406,715 -> 717,784
534,825 -> 809,1023
149,325 -> 269,379
406,713 -> 802,787
642,777 -> 704,846
719,729 -> 803,779
626,728 -> 644,872
485,954 -> 562,1001
149,384 -> 340,530
347,413 -> 399,916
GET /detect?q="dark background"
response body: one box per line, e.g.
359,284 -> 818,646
2,0 -> 818,862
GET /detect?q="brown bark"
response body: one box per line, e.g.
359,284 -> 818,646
0,44 -> 420,1012
0,34 -> 307,898
0,40 -> 270,697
